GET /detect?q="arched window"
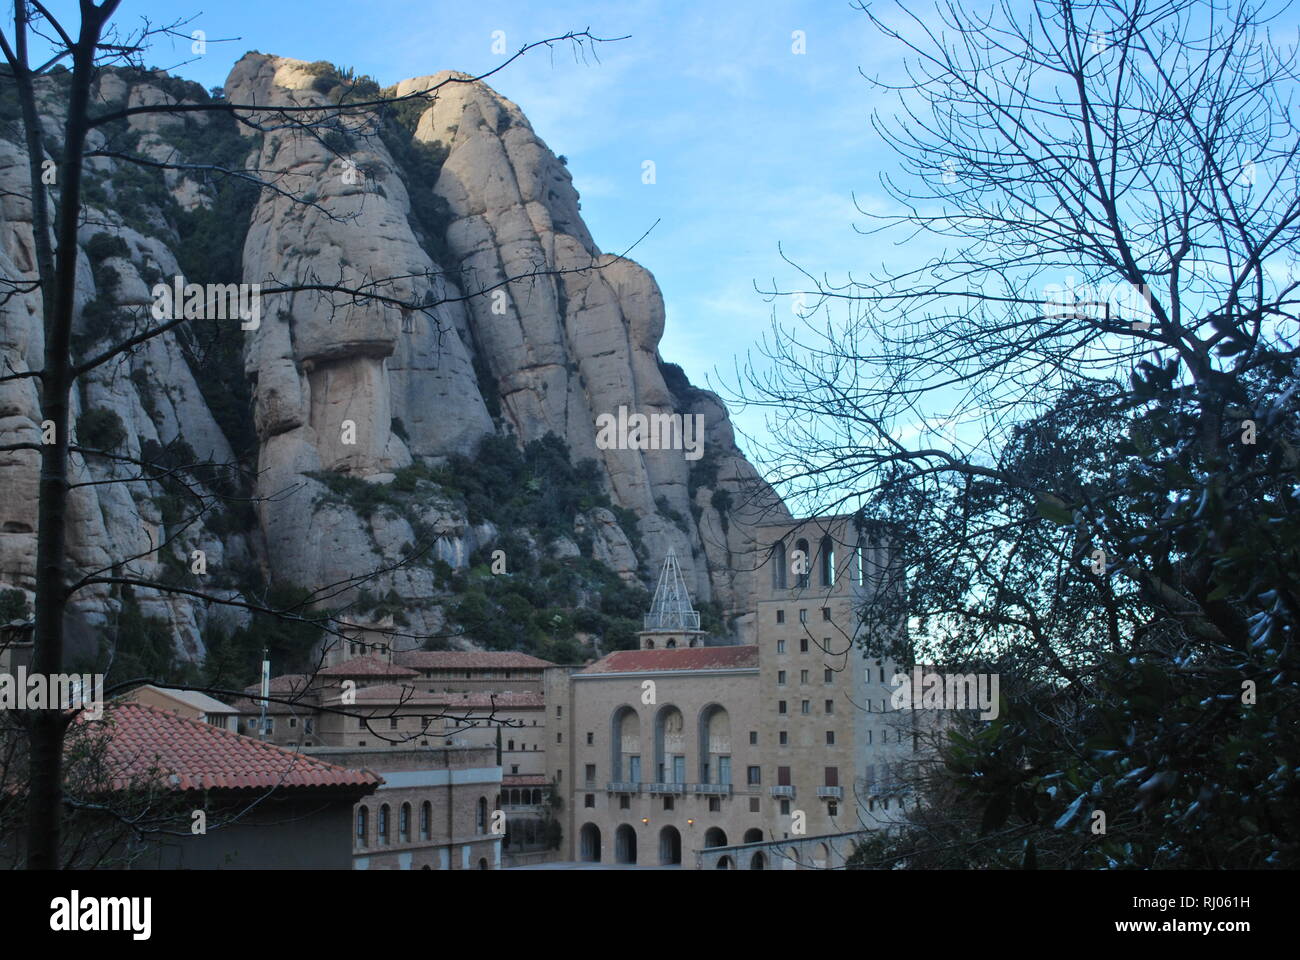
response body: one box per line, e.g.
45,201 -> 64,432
794,539 -> 810,589
771,541 -> 788,590
477,796 -> 488,834
378,804 -> 390,845
400,802 -> 411,843
665,638 -> 676,648
855,539 -> 865,584
819,535 -> 835,587
420,801 -> 431,841
356,806 -> 368,848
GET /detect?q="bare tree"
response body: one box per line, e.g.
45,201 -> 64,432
732,0 -> 1300,867
0,0 -> 629,868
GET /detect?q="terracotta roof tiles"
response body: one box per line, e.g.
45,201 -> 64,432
83,702 -> 382,794
578,645 -> 759,674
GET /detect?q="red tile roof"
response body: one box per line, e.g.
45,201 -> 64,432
82,702 -> 382,794
318,654 -> 419,677
394,651 -> 554,670
502,774 -> 549,787
578,645 -> 760,674
322,683 -> 448,705
441,692 -> 545,709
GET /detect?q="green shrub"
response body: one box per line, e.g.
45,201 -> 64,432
75,407 -> 127,452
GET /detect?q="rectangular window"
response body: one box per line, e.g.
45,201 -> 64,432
628,756 -> 641,783
778,766 -> 791,786
822,607 -> 831,621
824,668 -> 833,683
673,755 -> 686,783
358,717 -> 367,729
779,731 -> 788,745
780,799 -> 790,816
708,797 -> 721,812
777,639 -> 786,654
778,700 -> 787,715
390,717 -> 399,730
800,637 -> 809,653
718,756 -> 732,785
749,731 -> 758,745
586,732 -> 594,745
828,800 -> 838,816
747,765 -> 762,785
799,609 -> 807,624
800,669 -> 809,684
619,795 -> 630,810
557,705 -> 563,717
777,670 -> 786,685
288,718 -> 297,729
825,699 -> 834,714
825,766 -> 839,787
776,609 -> 785,624
825,730 -> 835,745
585,763 -> 596,782
801,700 -> 810,715
664,796 -> 674,811
557,733 -> 562,744
585,794 -> 595,808
750,797 -> 761,813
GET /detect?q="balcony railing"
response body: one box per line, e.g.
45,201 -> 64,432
691,783 -> 732,796
769,785 -> 796,798
606,781 -> 641,794
816,786 -> 844,799
648,782 -> 686,795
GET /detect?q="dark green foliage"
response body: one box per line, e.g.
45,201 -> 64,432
85,232 -> 129,263
101,597 -> 198,686
202,582 -> 330,688
0,588 -> 30,623
74,407 -> 126,452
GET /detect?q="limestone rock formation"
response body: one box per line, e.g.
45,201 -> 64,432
0,54 -> 787,665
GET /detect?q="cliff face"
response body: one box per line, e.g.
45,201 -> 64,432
0,55 -> 787,662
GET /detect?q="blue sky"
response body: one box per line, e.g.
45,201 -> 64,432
39,0 -> 906,457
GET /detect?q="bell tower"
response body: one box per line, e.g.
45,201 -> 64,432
638,549 -> 706,650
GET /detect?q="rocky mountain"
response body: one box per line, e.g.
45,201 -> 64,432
0,54 -> 787,671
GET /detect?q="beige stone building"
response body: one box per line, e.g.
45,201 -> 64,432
546,519 -> 917,868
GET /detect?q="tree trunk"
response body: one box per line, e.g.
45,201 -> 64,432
26,15 -> 100,871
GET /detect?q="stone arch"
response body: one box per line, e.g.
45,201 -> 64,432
784,846 -> 800,870
615,824 -> 638,864
609,705 -> 641,782
819,534 -> 835,587
771,540 -> 788,589
579,822 -> 602,862
749,851 -> 767,870
478,857 -> 488,870
697,703 -> 731,784
659,825 -> 682,865
815,842 -> 830,869
654,703 -> 685,784
794,538 -> 811,588
704,827 -> 727,848
743,828 -> 763,844
716,855 -> 734,869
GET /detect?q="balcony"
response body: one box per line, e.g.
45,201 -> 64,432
770,785 -> 795,798
606,781 -> 641,794
692,783 -> 732,796
817,786 -> 844,800
648,782 -> 685,795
